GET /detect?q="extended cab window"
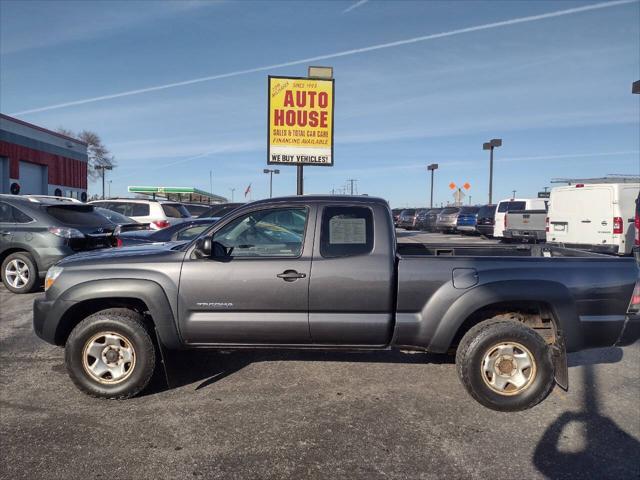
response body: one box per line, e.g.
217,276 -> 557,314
213,208 -> 306,258
320,206 -> 373,258
0,202 -> 33,223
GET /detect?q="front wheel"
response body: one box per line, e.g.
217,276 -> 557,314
456,318 -> 555,411
65,308 -> 156,399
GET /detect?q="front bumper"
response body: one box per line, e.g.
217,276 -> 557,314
456,225 -> 476,232
33,295 -> 74,346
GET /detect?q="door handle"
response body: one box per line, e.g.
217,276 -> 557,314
277,270 -> 306,282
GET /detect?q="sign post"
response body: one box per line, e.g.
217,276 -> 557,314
268,68 -> 334,195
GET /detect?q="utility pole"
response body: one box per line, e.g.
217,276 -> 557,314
427,164 -> 438,208
482,139 -> 502,204
230,188 -> 236,202
347,179 -> 358,195
95,164 -> 113,200
108,180 -> 112,198
468,195 -> 472,205
512,190 -> 516,199
210,170 -> 213,195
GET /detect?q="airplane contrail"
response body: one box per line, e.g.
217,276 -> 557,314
343,0 -> 369,14
10,0 -> 637,116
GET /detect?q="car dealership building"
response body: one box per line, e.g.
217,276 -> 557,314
0,113 -> 88,200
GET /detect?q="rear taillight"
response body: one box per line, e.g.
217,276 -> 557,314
153,220 -> 170,229
629,282 -> 640,313
545,217 -> 549,233
635,214 -> 639,246
613,217 -> 623,235
116,238 -> 123,248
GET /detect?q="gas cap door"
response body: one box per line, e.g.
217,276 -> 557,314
452,268 -> 479,289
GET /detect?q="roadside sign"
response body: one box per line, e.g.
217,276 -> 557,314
538,191 -> 551,198
268,76 -> 334,166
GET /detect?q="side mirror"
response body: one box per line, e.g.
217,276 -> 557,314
195,237 -> 212,257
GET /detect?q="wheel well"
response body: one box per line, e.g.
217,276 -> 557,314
54,297 -> 154,345
0,248 -> 31,265
451,301 -> 558,351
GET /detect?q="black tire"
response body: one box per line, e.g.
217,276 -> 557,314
456,318 -> 555,411
65,308 -> 156,399
1,252 -> 38,294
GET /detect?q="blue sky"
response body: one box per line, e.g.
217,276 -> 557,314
1,0 -> 638,207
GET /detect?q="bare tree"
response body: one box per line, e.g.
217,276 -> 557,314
57,128 -> 116,181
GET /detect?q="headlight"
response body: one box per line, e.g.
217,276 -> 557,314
45,266 -> 64,291
48,227 -> 84,239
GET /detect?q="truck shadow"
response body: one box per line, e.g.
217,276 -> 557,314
533,347 -> 639,479
144,348 -> 454,396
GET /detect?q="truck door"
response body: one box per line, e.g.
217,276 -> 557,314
178,206 -> 315,345
308,204 -> 395,346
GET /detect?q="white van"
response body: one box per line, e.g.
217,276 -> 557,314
546,182 -> 640,255
493,198 -> 547,238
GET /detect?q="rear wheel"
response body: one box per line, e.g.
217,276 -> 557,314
456,318 -> 555,411
65,308 -> 156,399
1,252 -> 38,293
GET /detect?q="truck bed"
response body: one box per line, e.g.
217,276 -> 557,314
397,243 -> 607,258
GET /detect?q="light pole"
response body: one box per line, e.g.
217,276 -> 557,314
512,189 -> 516,199
229,188 -> 236,202
107,180 -> 112,198
95,164 -> 113,200
263,169 -> 280,198
482,138 -> 502,204
427,163 -> 438,208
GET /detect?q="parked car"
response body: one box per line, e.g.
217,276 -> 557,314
417,208 -> 443,232
34,195 -> 640,411
117,218 -> 218,247
547,181 -> 639,255
182,203 -> 214,217
397,209 -> 417,229
435,207 -> 460,233
89,199 -> 191,230
0,195 -> 116,293
494,198 -> 547,239
392,209 -> 403,227
94,207 -> 150,235
198,203 -> 244,219
456,206 -> 481,234
504,208 -> 547,243
475,204 -> 497,237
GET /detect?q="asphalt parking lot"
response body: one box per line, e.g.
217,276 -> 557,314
1,233 -> 639,479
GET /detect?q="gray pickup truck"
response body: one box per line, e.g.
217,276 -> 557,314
33,196 -> 640,411
503,209 -> 547,243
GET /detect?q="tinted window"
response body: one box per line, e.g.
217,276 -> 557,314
213,208 -> 306,257
131,203 -> 150,216
183,204 -> 210,216
459,206 -> 480,214
498,201 -> 526,213
13,206 -> 33,223
46,205 -> 111,227
321,206 -> 373,258
401,209 -> 415,215
0,202 -> 13,222
477,205 -> 497,218
441,207 -> 459,214
162,203 -> 190,218
95,207 -> 134,224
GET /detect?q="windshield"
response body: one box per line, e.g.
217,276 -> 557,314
441,207 -> 459,214
459,206 -> 480,214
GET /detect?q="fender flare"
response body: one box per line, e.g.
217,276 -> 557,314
427,280 -> 583,353
57,278 -> 182,349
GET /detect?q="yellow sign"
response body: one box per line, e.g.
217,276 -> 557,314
268,76 -> 334,166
